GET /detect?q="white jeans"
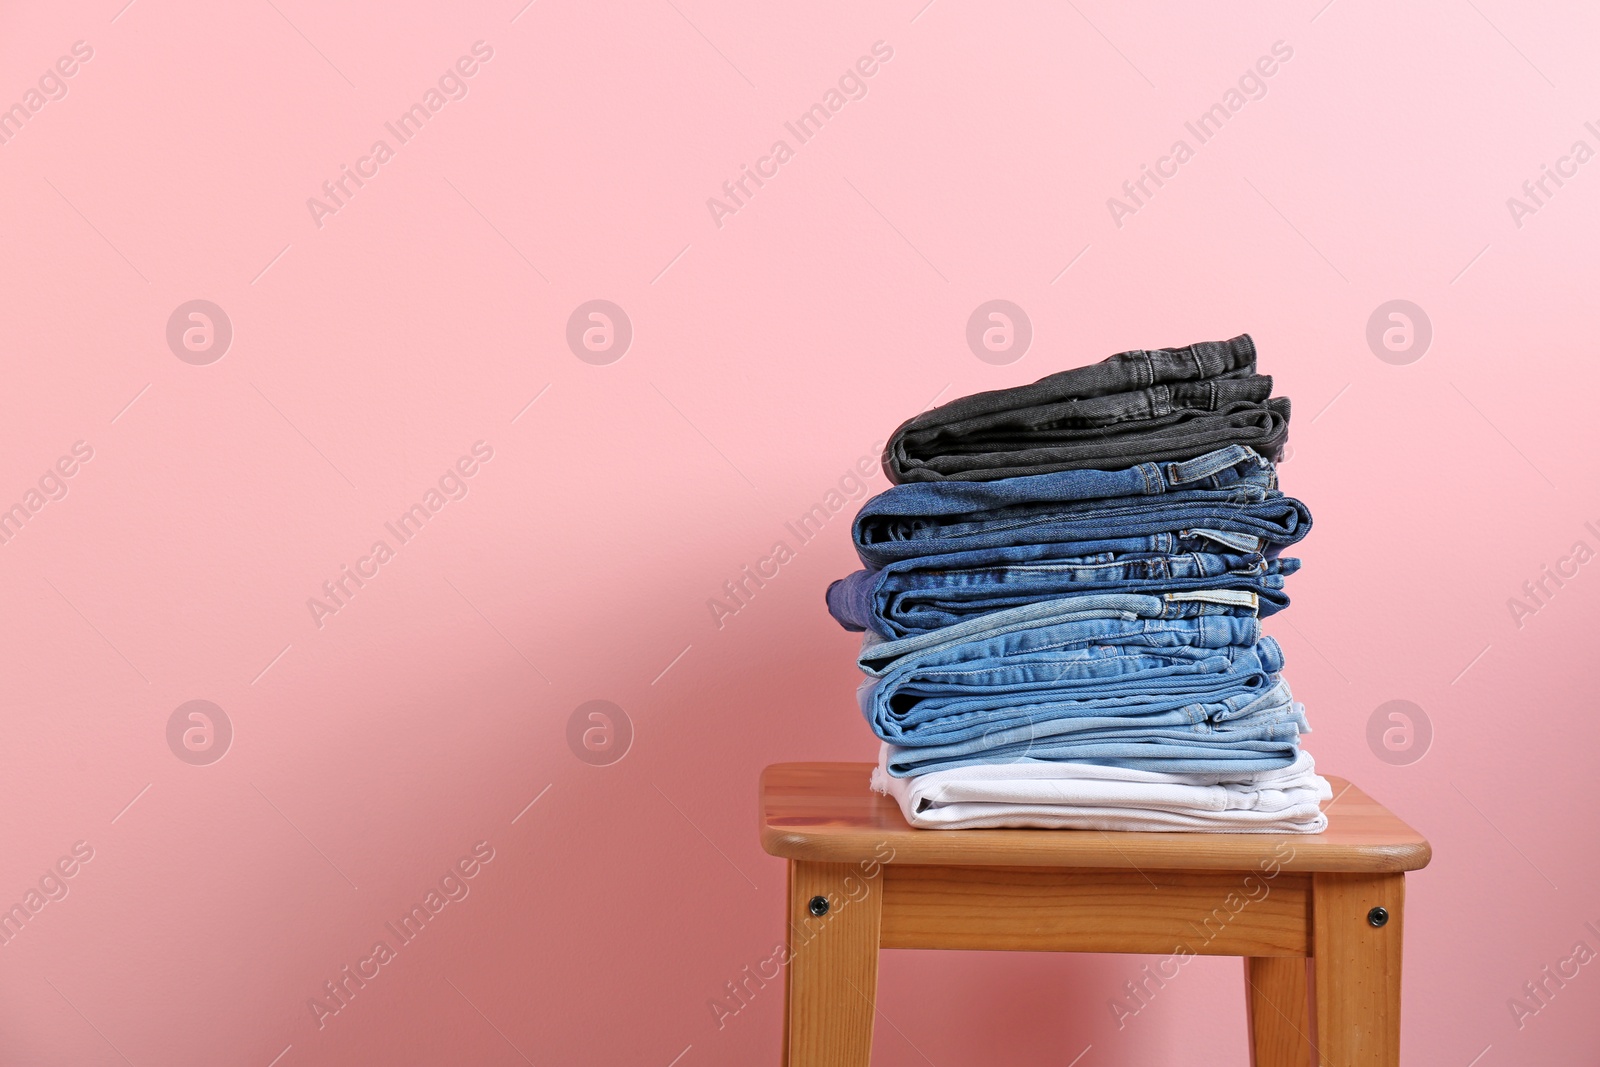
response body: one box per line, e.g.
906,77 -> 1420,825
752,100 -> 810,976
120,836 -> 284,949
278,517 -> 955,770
871,746 -> 1331,833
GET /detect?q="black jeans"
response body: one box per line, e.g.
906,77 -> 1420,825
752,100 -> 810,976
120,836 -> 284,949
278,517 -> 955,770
884,335 -> 1289,482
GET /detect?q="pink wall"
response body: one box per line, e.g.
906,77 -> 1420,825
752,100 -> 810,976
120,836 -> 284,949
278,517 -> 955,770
2,0 -> 1597,1063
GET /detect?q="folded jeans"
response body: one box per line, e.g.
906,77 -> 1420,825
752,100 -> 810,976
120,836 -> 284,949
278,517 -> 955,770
853,447 -> 1310,569
856,591 -> 1263,675
829,550 -> 1298,638
862,643 -> 1298,747
855,592 -> 1305,777
881,712 -> 1307,777
884,335 -> 1291,482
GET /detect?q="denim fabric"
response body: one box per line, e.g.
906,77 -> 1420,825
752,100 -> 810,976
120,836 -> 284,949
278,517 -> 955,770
862,635 -> 1288,746
858,444 -> 1271,559
852,461 -> 1310,570
883,706 -> 1306,776
823,340 -> 1327,796
851,590 -> 1303,777
855,591 -> 1262,675
869,649 -> 1305,777
888,399 -> 1291,484
830,549 -> 1299,638
884,335 -> 1291,483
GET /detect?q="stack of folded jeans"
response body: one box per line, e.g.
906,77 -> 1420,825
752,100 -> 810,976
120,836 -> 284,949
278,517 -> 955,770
827,334 -> 1331,832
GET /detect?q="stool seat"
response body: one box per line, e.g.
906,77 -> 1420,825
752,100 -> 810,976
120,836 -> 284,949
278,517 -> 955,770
757,761 -> 1431,1067
760,762 -> 1431,872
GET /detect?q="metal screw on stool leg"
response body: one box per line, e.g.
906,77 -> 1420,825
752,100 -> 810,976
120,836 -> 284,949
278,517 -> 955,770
808,895 -> 830,917
1367,906 -> 1389,927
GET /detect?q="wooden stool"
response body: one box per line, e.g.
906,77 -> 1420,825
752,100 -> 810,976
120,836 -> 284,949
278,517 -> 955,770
759,763 -> 1430,1066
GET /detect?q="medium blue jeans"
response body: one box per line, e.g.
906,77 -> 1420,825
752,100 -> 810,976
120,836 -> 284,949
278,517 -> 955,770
852,445 -> 1309,569
829,548 -> 1299,638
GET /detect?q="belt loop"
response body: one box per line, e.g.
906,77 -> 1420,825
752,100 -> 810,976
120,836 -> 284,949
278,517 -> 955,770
1165,445 -> 1248,485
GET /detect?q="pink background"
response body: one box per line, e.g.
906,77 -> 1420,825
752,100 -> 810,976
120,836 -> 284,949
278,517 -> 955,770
3,0 -> 1598,1063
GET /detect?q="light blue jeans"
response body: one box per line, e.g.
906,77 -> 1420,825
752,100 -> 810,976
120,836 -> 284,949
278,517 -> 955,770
854,592 -> 1304,777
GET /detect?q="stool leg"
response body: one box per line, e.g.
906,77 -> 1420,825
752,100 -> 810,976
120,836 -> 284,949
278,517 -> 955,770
1312,873 -> 1404,1066
1244,957 -> 1314,1066
783,860 -> 882,1067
